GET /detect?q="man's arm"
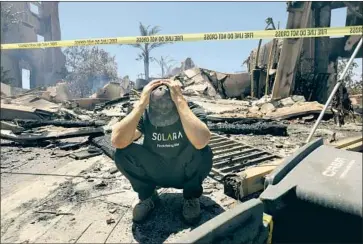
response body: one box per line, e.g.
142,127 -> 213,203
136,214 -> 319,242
111,102 -> 145,149
175,97 -> 211,149
161,79 -> 211,149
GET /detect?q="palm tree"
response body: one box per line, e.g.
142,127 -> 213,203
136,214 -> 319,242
129,22 -> 169,81
151,56 -> 176,78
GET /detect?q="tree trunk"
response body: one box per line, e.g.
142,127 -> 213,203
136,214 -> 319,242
161,56 -> 165,78
161,65 -> 165,78
144,55 -> 150,82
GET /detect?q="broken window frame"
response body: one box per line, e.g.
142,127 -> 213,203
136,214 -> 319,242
21,68 -> 31,90
330,7 -> 347,38
28,2 -> 40,16
37,34 -> 45,49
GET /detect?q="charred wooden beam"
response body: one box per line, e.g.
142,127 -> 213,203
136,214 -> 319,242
207,122 -> 288,136
0,127 -> 104,144
206,115 -> 273,124
344,2 -> 363,20
94,95 -> 130,111
314,4 -> 331,103
90,134 -> 115,160
13,119 -> 106,129
329,37 -> 363,60
0,121 -> 25,134
326,60 -> 338,100
271,2 -> 312,100
251,69 -> 262,98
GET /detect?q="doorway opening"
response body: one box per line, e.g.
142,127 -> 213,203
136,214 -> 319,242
21,69 -> 31,89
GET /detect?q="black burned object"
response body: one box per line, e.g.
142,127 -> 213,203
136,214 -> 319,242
223,173 -> 243,200
206,115 -> 273,124
94,95 -> 130,111
207,122 -> 288,136
0,127 -> 105,144
13,119 -> 106,129
70,147 -> 103,160
58,141 -> 89,151
90,134 -> 116,160
331,83 -> 355,126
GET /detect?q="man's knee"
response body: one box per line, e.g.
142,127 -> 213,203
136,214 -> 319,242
200,145 -> 213,168
114,143 -> 145,169
114,143 -> 149,178
191,145 -> 213,176
114,143 -> 140,162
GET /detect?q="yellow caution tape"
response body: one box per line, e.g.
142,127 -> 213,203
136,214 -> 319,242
1,26 -> 362,50
263,213 -> 274,244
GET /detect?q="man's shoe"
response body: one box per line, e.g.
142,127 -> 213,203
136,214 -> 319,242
182,198 -> 201,224
132,191 -> 160,223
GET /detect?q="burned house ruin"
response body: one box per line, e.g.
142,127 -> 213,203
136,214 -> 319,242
1,2 -> 66,89
246,1 -> 362,103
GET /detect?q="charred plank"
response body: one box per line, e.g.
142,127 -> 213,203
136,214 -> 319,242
207,122 -> 288,136
90,134 -> 116,160
0,127 -> 104,144
69,147 -> 103,160
94,96 -> 130,111
13,119 -> 106,129
206,115 -> 273,124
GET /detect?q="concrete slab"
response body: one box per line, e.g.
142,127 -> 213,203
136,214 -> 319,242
184,67 -> 201,79
0,103 -> 53,120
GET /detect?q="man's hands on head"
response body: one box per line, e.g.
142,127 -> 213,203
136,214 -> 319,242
138,80 -> 163,107
160,79 -> 185,104
111,78 -> 210,150
111,81 -> 163,149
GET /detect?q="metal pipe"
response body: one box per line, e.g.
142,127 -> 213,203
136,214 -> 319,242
305,38 -> 362,143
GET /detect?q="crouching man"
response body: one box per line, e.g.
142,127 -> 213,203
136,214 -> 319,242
111,79 -> 213,224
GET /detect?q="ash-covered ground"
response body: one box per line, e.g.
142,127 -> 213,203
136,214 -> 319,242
1,119 -> 361,243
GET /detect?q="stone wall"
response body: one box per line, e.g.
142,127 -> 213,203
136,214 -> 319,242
1,2 -> 65,89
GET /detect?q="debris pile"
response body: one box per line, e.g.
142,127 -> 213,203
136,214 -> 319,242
0,77 -> 358,159
248,95 -> 331,120
1,77 -> 361,244
349,93 -> 363,117
0,75 -> 337,150
350,94 -> 363,107
168,57 -> 196,77
42,81 -> 72,103
0,81 -> 134,150
172,67 -> 251,99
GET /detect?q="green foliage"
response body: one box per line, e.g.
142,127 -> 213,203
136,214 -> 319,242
338,58 -> 361,95
62,46 -> 118,98
0,66 -> 15,85
127,22 -> 169,81
348,74 -> 362,95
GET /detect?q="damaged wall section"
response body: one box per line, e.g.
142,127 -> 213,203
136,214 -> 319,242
1,2 -> 66,89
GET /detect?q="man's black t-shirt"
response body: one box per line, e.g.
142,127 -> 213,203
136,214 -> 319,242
136,102 -> 207,159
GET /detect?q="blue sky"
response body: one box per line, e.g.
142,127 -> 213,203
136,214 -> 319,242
59,2 -> 361,81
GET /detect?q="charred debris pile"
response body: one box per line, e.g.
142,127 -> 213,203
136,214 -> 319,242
1,66 -> 355,159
